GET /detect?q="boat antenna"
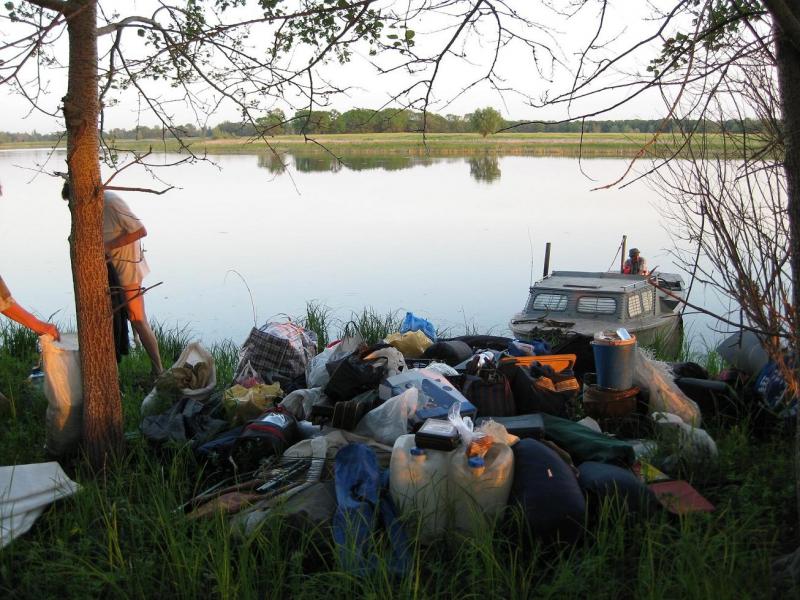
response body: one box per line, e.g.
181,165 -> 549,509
606,235 -> 625,272
527,226 -> 535,287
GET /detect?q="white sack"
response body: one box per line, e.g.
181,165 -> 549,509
141,341 -> 217,417
633,348 -> 701,426
41,334 -> 83,456
652,411 -> 718,463
354,388 -> 419,446
1,462 -> 80,548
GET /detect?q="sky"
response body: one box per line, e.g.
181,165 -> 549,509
0,1 -> 682,133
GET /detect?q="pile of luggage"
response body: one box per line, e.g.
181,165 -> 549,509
139,312 -> 722,560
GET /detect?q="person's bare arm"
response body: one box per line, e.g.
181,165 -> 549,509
2,303 -> 60,340
105,226 -> 146,252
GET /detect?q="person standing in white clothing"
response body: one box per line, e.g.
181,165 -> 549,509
62,183 -> 163,375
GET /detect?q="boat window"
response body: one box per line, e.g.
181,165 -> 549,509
628,294 -> 643,318
529,293 -> 568,312
641,288 -> 655,314
577,296 -> 617,314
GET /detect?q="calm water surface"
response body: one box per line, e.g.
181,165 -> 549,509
0,149 -> 730,349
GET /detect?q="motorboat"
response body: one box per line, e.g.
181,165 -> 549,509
510,271 -> 686,357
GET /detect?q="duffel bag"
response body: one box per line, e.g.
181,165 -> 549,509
578,461 -> 658,516
541,414 -> 636,467
230,407 -> 299,472
510,438 -> 585,543
422,340 -> 474,366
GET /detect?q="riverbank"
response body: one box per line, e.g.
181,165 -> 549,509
0,317 -> 795,598
0,131 -> 748,158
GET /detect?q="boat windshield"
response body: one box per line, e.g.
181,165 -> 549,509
528,293 -> 568,312
577,296 -> 617,314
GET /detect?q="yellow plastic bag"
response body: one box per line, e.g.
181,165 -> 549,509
223,383 -> 283,425
385,330 -> 433,359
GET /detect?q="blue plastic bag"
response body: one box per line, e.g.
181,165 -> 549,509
755,361 -> 795,418
508,338 -> 551,357
399,312 -> 437,342
333,444 -> 410,576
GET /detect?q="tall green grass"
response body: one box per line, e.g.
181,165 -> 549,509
0,319 -> 796,598
341,307 -> 402,346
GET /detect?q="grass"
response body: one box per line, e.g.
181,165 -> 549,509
0,131 -> 761,159
0,319 -> 796,598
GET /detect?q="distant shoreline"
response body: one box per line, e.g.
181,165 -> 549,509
0,131 -> 749,158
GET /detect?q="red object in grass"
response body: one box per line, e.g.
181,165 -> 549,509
649,480 -> 715,515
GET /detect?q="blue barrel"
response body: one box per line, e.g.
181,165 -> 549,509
591,337 -> 637,390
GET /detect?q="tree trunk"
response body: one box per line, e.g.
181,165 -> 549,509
64,0 -> 123,469
772,0 -> 800,531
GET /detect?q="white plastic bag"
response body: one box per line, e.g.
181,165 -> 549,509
40,334 -> 83,456
0,462 -> 80,549
279,387 -> 324,421
475,419 -> 520,446
652,411 -> 718,463
141,341 -> 217,417
424,362 -> 459,377
447,400 -> 476,447
633,348 -> 701,426
354,388 -> 419,446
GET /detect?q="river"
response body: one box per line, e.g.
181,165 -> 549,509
0,148 -> 731,350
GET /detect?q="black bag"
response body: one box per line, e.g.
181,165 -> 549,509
422,340 -> 474,366
310,390 -> 378,430
462,369 -> 515,417
501,363 -> 578,418
510,438 -> 585,543
325,350 -> 388,402
230,407 -> 299,472
578,461 -> 658,517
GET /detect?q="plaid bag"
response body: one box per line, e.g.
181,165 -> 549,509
235,322 -> 317,386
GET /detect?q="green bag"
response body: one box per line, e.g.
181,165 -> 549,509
541,414 -> 636,467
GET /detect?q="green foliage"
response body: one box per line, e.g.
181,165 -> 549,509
469,107 -> 505,137
647,1 -> 766,76
341,307 -> 401,346
301,301 -> 332,350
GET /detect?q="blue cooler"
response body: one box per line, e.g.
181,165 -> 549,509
591,336 -> 637,390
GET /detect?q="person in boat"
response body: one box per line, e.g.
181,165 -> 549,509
61,182 -> 163,375
623,247 -> 648,275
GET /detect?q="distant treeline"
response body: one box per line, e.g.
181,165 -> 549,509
0,108 -> 767,142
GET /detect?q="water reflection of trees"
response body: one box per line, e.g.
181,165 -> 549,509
468,155 -> 501,182
257,151 -> 435,174
257,152 -> 287,174
256,151 -> 502,182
